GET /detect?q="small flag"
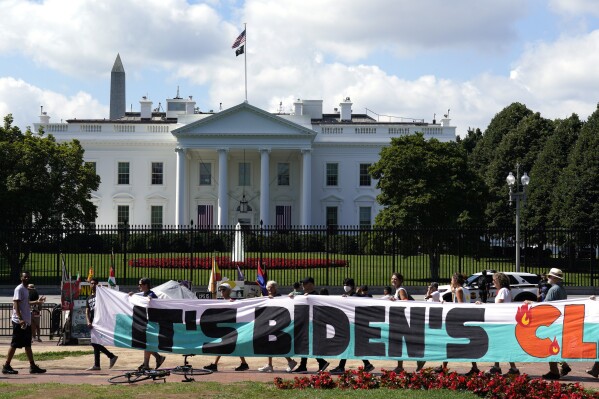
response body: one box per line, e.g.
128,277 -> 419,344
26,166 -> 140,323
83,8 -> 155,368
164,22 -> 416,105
108,266 -> 116,287
256,261 -> 268,296
208,256 -> 222,297
236,264 -> 245,281
235,45 -> 244,57
232,29 -> 246,49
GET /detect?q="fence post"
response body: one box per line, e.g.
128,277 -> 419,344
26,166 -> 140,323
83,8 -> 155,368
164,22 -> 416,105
392,228 -> 397,273
189,220 -> 194,284
458,229 -> 462,275
122,222 -> 129,284
590,228 -> 596,288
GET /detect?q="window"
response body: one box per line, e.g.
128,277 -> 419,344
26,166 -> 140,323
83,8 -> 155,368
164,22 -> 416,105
151,162 -> 163,185
239,162 -> 250,186
326,163 -> 338,186
275,205 -> 291,228
359,163 -> 372,186
117,162 -> 130,185
326,206 -> 338,227
277,163 -> 290,186
359,206 -> 372,228
197,205 -> 214,228
199,163 -> 212,185
151,205 -> 163,228
117,205 -> 129,225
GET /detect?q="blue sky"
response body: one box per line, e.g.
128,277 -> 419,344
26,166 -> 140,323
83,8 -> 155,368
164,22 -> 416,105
1,0 -> 599,136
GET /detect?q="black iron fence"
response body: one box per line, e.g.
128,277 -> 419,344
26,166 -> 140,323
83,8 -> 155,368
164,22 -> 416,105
0,226 -> 596,288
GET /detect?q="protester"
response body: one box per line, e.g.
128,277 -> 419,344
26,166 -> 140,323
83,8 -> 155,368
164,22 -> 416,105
2,271 -> 46,375
329,278 -> 374,375
477,270 -> 489,303
356,285 -> 372,297
537,274 -> 550,302
290,281 -> 302,296
86,277 -> 118,371
542,268 -> 571,380
257,281 -> 297,373
129,277 -> 166,370
380,286 -> 393,300
27,284 -> 42,343
424,282 -> 441,302
485,273 -> 519,376
289,276 -> 329,373
204,283 -> 249,372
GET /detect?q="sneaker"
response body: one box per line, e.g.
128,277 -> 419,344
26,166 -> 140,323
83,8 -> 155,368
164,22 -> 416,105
137,364 -> 151,371
465,368 -> 480,376
488,366 -> 502,375
318,361 -> 330,372
542,371 -> 560,380
363,363 -> 375,373
109,356 -> 118,369
29,364 -> 46,374
86,365 -> 101,371
2,364 -> 18,375
286,359 -> 297,373
392,366 -> 404,373
433,366 -> 446,373
291,365 -> 308,373
204,363 -> 218,372
505,368 -> 520,376
258,364 -> 273,373
155,355 -> 166,369
586,367 -> 599,378
36,338 -> 42,342
235,362 -> 249,371
560,363 -> 572,377
415,361 -> 426,372
329,366 -> 345,375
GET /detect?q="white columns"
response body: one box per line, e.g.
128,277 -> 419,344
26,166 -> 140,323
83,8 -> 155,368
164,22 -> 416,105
301,149 -> 312,226
175,147 -> 186,225
217,148 -> 229,226
260,148 -> 270,225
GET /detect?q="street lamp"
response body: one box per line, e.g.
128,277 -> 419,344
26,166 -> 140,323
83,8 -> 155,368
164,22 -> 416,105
506,164 -> 530,272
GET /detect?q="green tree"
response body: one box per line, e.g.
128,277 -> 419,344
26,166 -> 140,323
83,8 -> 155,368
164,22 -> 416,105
484,112 -> 554,227
370,133 -> 485,280
0,114 -> 100,282
457,127 -> 483,155
554,106 -> 599,230
525,114 -> 582,230
470,103 -> 533,178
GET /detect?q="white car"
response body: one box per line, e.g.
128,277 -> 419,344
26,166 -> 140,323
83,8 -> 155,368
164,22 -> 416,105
438,271 -> 541,303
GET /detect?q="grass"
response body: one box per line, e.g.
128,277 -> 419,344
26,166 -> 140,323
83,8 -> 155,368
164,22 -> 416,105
0,381 -> 480,399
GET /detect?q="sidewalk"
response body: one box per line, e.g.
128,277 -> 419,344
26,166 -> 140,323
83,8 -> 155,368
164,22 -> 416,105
0,338 -> 597,390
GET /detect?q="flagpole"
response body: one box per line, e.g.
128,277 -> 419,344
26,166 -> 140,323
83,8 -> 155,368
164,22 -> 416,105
244,22 -> 247,102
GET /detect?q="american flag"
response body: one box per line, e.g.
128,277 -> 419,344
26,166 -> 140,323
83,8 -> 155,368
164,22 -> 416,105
232,29 -> 246,49
276,205 -> 291,228
198,205 -> 213,228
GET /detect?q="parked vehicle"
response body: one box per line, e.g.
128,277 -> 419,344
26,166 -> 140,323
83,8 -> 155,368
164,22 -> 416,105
439,271 -> 540,303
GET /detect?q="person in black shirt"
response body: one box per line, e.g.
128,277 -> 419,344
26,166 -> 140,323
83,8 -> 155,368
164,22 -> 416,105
85,278 -> 118,370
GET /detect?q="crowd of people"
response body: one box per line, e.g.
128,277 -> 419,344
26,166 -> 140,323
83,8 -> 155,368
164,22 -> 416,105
3,268 -> 598,380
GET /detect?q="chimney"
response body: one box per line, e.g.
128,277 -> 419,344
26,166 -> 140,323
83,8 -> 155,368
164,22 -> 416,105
293,98 -> 302,115
39,112 -> 50,124
140,96 -> 152,119
301,100 -> 323,119
340,97 -> 352,121
186,96 -> 196,115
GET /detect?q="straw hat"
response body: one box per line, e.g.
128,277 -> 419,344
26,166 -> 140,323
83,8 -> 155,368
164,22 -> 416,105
547,268 -> 563,280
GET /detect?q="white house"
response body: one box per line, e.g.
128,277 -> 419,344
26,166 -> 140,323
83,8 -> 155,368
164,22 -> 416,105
33,56 -> 456,228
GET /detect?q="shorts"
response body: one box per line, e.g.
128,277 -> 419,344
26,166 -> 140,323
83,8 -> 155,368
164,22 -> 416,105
11,321 -> 32,348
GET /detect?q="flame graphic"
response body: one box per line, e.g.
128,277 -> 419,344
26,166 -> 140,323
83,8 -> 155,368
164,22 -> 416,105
549,337 -> 560,355
515,303 -> 532,326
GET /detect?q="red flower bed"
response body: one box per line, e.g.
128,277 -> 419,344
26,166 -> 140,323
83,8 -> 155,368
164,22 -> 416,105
274,367 -> 599,398
129,256 -> 348,270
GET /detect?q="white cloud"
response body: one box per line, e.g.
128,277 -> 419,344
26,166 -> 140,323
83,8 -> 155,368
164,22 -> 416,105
549,0 -> 599,18
0,77 -> 107,130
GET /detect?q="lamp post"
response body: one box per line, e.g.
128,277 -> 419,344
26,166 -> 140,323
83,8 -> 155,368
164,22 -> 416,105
506,164 -> 530,273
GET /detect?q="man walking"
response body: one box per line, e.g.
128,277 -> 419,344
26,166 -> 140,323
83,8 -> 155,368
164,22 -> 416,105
541,268 -> 571,380
86,277 -> 118,370
2,271 -> 46,375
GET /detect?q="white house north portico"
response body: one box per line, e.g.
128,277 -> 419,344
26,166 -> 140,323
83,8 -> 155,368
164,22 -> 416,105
33,55 -> 456,228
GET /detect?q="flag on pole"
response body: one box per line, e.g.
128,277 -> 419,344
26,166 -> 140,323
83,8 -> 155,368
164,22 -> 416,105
235,45 -> 245,57
208,256 -> 222,297
236,264 -> 245,281
86,266 -> 94,282
232,29 -> 246,48
108,266 -> 116,287
61,254 -> 70,286
256,261 -> 268,296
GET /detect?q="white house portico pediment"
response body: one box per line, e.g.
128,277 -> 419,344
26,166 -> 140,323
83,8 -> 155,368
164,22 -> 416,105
172,102 -> 316,139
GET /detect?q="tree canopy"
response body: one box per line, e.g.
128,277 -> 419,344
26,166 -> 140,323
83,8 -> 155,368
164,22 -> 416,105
0,114 -> 100,282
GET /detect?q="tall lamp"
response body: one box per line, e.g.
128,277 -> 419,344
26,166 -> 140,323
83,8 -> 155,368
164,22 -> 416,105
506,164 -> 530,273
